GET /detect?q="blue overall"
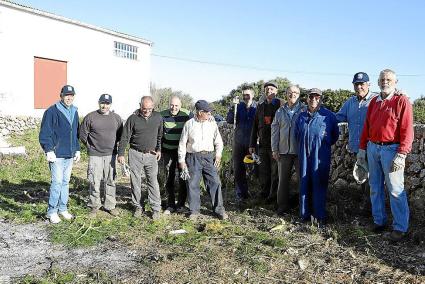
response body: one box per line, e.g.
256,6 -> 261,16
295,106 -> 339,222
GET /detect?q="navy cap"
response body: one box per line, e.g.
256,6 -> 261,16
264,81 -> 278,89
352,72 -> 369,83
60,85 -> 75,96
309,88 -> 322,96
99,94 -> 112,104
195,100 -> 213,112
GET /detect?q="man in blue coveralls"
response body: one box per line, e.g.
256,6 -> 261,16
226,87 -> 257,205
295,88 -> 339,226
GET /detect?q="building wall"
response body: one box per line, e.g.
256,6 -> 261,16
0,3 -> 151,118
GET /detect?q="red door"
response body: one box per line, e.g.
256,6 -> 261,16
34,57 -> 67,109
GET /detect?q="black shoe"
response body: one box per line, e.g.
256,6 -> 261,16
370,223 -> 387,233
386,230 -> 407,242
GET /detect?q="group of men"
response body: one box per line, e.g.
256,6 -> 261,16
38,68 -> 413,242
227,69 -> 413,242
39,89 -> 227,224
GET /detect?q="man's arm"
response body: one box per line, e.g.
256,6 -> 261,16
271,109 -> 281,152
249,107 -> 259,152
335,99 -> 349,123
226,106 -> 235,124
117,115 -> 133,157
359,102 -> 373,150
330,113 -> 340,145
39,109 -> 54,153
397,96 -> 414,154
178,121 -> 190,167
79,114 -> 91,146
156,116 -> 163,152
75,112 -> 81,151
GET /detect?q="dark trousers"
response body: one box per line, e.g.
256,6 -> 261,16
277,154 -> 299,212
233,142 -> 250,199
258,147 -> 278,200
162,150 -> 187,209
186,152 -> 225,215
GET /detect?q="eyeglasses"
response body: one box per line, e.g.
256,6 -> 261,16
308,94 -> 321,100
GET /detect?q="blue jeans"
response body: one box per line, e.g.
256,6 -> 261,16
367,142 -> 409,232
47,158 -> 73,216
186,152 -> 225,215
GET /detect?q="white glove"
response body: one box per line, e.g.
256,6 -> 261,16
180,167 -> 191,181
46,151 -> 57,162
73,151 -> 81,163
391,153 -> 406,172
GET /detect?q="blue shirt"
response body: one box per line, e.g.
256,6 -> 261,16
336,92 -> 378,153
226,101 -> 257,146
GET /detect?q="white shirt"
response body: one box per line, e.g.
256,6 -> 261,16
178,117 -> 223,163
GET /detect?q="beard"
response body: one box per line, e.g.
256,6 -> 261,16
380,85 -> 395,95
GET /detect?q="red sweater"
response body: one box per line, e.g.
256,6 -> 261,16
359,94 -> 413,154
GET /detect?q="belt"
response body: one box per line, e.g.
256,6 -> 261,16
371,141 -> 398,146
132,148 -> 156,154
197,151 -> 213,155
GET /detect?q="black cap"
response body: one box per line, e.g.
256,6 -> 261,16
99,94 -> 112,104
352,72 -> 370,83
308,88 -> 322,96
60,85 -> 75,96
264,81 -> 278,89
195,100 -> 213,112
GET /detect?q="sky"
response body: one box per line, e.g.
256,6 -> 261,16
14,0 -> 425,102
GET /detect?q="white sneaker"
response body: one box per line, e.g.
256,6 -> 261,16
59,211 -> 74,220
49,213 -> 61,224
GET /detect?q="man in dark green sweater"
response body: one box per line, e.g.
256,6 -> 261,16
160,96 -> 192,214
80,94 -> 123,217
118,96 -> 163,220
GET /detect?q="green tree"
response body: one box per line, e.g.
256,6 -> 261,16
150,83 -> 194,111
413,95 -> 425,123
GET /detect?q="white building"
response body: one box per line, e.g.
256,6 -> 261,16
0,0 -> 152,118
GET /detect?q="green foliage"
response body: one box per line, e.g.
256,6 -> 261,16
321,89 -> 353,113
413,96 -> 425,123
150,83 -> 194,111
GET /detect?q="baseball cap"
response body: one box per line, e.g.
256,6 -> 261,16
264,81 -> 278,89
195,100 -> 213,112
60,85 -> 75,96
352,72 -> 369,83
99,94 -> 112,104
308,88 -> 322,96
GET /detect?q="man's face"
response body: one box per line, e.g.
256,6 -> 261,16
169,98 -> 182,116
197,110 -> 211,122
98,102 -> 111,114
286,87 -> 300,104
307,94 -> 321,111
353,82 -> 370,98
242,90 -> 254,103
265,86 -> 277,100
378,72 -> 397,95
61,94 -> 74,107
140,99 -> 154,118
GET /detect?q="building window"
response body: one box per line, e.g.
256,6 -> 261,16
114,41 -> 138,60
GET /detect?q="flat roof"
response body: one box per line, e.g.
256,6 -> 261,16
0,0 -> 153,46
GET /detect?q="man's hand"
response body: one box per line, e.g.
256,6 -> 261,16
214,156 -> 221,168
272,151 -> 280,161
249,147 -> 255,154
179,162 -> 187,169
391,153 -> 406,172
73,151 -> 81,163
46,151 -> 56,163
117,156 -> 125,164
155,151 -> 161,161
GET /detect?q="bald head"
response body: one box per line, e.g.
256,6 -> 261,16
169,96 -> 182,116
139,96 -> 154,118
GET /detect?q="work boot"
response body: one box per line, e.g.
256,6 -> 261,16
163,207 -> 175,215
48,213 -> 61,224
216,212 -> 229,221
59,211 -> 74,220
386,230 -> 407,242
152,211 -> 160,220
105,208 -> 119,217
188,213 -> 199,221
369,223 -> 387,233
133,208 -> 143,219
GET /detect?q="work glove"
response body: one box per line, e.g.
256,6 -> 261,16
391,153 -> 406,172
252,153 -> 261,165
356,149 -> 367,168
73,151 -> 81,163
180,167 -> 191,181
46,151 -> 56,162
121,163 -> 130,177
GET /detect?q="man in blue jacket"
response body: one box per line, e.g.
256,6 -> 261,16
39,85 -> 81,224
226,87 -> 257,205
295,88 -> 339,226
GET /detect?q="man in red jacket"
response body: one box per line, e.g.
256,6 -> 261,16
358,69 -> 413,242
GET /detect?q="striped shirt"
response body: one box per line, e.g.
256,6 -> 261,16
160,108 -> 192,151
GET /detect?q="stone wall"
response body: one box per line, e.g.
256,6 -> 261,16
219,122 -> 425,220
0,115 -> 40,136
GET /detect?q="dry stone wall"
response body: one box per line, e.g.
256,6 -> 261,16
0,115 -> 40,136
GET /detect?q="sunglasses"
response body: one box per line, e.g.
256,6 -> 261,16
308,94 -> 321,100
